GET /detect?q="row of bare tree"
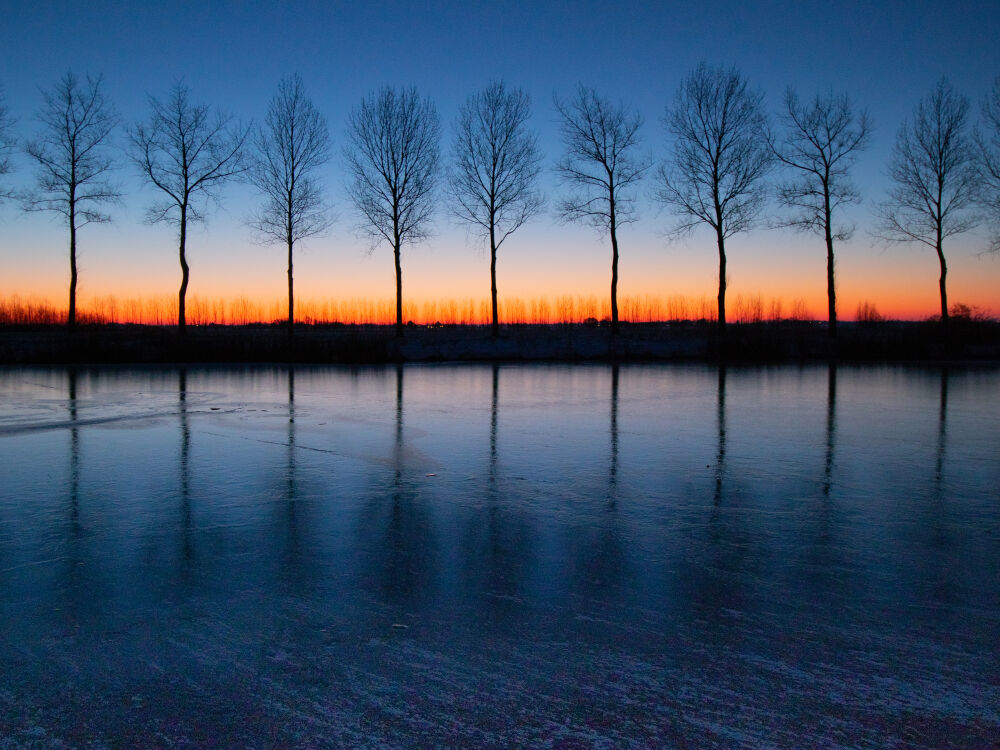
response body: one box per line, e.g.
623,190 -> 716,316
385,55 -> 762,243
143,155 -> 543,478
1,68 -> 998,338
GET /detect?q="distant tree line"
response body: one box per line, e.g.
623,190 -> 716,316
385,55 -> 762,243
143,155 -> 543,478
1,69 -> 999,337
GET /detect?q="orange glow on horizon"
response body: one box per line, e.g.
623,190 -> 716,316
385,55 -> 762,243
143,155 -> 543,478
5,225 -> 996,328
0,291 -> 983,326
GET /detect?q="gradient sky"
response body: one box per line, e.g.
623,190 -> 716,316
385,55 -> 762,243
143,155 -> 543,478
1,0 -> 998,320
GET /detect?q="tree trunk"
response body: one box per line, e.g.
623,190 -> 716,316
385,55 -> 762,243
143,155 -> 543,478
394,237 -> 403,338
825,200 -> 837,339
490,225 -> 499,338
178,203 -> 189,333
68,201 -> 77,329
287,235 -> 294,339
287,193 -> 295,339
937,240 -> 948,326
716,228 -> 727,334
609,199 -> 619,336
935,191 -> 948,332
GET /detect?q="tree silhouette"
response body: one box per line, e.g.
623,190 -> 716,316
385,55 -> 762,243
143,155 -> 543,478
131,82 -> 249,332
554,86 -> 648,335
658,63 -> 772,333
977,76 -> 1000,254
249,74 -> 332,338
769,89 -> 871,337
0,85 -> 15,203
449,81 -> 543,337
345,87 -> 440,337
22,72 -> 120,327
875,78 -> 980,326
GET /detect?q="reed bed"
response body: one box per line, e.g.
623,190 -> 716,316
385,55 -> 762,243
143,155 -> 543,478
0,292 -> 831,326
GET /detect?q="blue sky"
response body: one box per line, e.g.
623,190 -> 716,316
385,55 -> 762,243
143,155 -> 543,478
1,0 -> 998,318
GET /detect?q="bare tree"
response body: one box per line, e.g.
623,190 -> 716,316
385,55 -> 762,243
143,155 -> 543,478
450,81 -> 543,336
874,79 -> 980,325
658,62 -> 772,332
554,86 -> 649,334
977,76 -> 1000,254
0,85 -> 15,202
345,86 -> 440,337
769,89 -> 871,337
249,74 -> 332,338
22,72 -> 120,327
131,82 -> 249,332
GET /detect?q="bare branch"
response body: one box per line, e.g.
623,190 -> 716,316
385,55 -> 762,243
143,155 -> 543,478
344,87 -> 439,249
130,81 -> 249,228
768,88 -> 871,238
554,86 -> 649,231
248,73 -> 333,245
658,62 -> 772,241
22,72 -> 121,221
0,85 -> 15,202
976,75 -> 1000,253
449,81 -> 543,250
874,79 -> 980,247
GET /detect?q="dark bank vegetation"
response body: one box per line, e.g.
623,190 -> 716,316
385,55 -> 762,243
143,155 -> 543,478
1,318 -> 998,366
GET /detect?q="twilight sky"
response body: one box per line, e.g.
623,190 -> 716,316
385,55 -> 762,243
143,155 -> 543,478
1,0 -> 998,320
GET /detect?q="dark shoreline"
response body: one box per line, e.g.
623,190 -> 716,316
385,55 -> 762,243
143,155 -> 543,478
2,320 -> 999,365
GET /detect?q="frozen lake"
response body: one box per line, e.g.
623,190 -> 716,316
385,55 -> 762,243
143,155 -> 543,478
1,363 -> 998,747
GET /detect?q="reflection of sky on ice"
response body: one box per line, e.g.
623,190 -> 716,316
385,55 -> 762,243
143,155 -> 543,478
1,364 -> 998,746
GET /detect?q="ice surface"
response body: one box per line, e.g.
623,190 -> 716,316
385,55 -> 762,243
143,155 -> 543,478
0,363 -> 998,747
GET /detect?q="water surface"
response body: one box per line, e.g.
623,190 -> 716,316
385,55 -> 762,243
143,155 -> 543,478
1,364 -> 998,747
